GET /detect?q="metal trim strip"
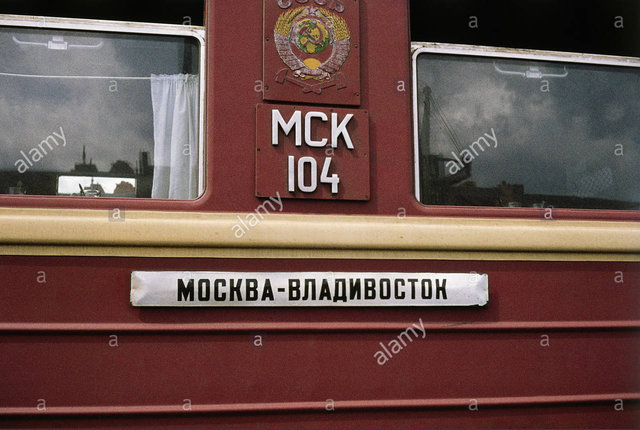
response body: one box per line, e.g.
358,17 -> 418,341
1,320 -> 639,333
2,246 -> 639,261
2,393 -> 639,416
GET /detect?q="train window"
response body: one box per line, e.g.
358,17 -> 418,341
0,16 -> 205,199
412,44 -> 640,210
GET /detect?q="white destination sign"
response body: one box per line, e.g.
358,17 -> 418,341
130,271 -> 488,307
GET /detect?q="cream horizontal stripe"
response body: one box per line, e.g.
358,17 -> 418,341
0,208 -> 638,254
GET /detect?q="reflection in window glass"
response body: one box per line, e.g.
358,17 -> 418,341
414,51 -> 640,210
0,23 -> 202,199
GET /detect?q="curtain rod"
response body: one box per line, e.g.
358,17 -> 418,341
0,71 -> 151,80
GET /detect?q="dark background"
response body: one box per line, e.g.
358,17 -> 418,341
0,0 -> 637,57
0,0 -> 206,26
410,0 -> 640,57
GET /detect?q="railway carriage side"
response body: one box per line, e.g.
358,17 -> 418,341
0,0 -> 639,428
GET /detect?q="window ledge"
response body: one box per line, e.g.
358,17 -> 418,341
0,207 -> 637,255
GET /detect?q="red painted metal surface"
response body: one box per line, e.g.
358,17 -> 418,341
1,0 -> 639,428
1,257 -> 639,427
0,257 -> 638,327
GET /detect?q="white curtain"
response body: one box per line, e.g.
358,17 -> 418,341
150,74 -> 199,199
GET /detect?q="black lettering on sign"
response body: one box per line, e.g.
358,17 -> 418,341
364,278 -> 376,300
198,279 -> 211,301
421,279 -> 432,300
230,279 -> 243,301
379,278 -> 391,299
214,279 -> 226,301
289,279 -> 301,300
303,279 -> 317,300
262,279 -> 275,301
319,279 -> 331,300
178,279 -> 194,302
394,279 -> 405,299
349,279 -> 361,300
436,279 -> 447,300
246,279 -> 259,301
408,279 -> 418,300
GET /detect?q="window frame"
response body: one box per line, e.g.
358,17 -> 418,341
411,42 -> 640,215
0,14 -> 207,200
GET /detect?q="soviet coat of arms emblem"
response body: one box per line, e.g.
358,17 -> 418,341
274,6 -> 351,94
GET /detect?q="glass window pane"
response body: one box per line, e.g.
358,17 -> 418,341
414,50 -> 640,210
0,23 -> 202,199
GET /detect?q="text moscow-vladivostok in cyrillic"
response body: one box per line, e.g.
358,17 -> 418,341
130,271 -> 488,307
177,276 -> 448,303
